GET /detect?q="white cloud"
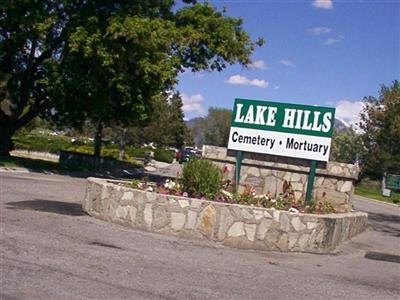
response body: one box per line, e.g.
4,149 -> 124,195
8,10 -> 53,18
182,93 -> 206,115
325,33 -> 344,45
248,60 -> 267,70
325,37 -> 340,45
279,59 -> 294,67
273,85 -> 280,90
307,27 -> 332,35
194,72 -> 205,79
226,75 -> 269,88
311,0 -> 333,10
335,100 -> 365,126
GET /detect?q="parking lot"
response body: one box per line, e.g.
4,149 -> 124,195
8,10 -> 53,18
1,171 -> 399,300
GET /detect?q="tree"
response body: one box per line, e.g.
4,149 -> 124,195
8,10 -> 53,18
168,93 -> 187,149
203,108 -> 232,147
359,80 -> 400,178
183,126 -> 195,147
190,107 -> 232,147
1,1 -> 263,156
1,1 -> 68,155
330,127 -> 363,164
190,117 -> 207,147
141,92 -> 187,149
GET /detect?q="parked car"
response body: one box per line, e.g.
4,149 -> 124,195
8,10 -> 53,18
194,150 -> 202,158
177,148 -> 197,164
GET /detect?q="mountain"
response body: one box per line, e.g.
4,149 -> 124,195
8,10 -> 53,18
185,117 -> 204,129
185,117 -> 205,147
334,118 -> 351,132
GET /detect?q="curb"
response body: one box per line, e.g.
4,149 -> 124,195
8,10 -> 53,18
0,167 -> 30,173
353,194 -> 399,208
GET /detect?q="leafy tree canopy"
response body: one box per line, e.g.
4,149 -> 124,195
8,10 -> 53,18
140,92 -> 188,149
330,127 -> 362,164
0,1 -> 263,155
360,80 -> 400,178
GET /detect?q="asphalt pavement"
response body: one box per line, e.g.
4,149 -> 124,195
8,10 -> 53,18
1,171 -> 399,300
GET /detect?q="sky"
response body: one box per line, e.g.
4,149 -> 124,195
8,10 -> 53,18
177,0 -> 400,126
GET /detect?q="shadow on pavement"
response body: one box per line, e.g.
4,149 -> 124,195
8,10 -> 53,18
365,251 -> 400,264
27,168 -> 139,180
22,167 -> 175,183
366,211 -> 400,237
6,199 -> 86,216
89,241 -> 123,250
0,294 -> 22,300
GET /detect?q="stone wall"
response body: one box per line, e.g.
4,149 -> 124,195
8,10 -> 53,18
83,177 -> 368,253
202,146 -> 359,213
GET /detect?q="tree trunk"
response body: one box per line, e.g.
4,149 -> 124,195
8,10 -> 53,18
94,121 -> 103,158
0,123 -> 16,156
118,128 -> 127,160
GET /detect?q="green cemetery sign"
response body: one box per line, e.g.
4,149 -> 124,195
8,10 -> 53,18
228,98 -> 336,162
386,174 -> 400,190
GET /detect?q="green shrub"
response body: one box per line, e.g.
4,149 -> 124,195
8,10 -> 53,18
131,179 -> 142,189
67,146 -> 140,167
13,134 -> 72,153
124,156 -> 141,167
101,148 -> 120,159
180,158 -> 222,199
66,145 -> 94,155
154,149 -> 174,163
125,146 -> 146,158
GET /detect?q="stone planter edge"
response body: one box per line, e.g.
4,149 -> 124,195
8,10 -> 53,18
83,177 -> 368,254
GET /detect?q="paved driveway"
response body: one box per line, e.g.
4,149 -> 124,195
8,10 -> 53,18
1,172 -> 399,300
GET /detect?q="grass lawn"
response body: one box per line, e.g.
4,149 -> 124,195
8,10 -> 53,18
355,186 -> 400,205
0,156 -> 80,172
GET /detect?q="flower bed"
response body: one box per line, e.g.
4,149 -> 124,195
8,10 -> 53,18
83,177 -> 368,253
130,158 -> 338,214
